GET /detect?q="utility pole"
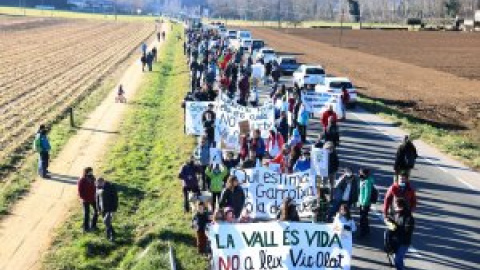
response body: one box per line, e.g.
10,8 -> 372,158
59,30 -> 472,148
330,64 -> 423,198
339,8 -> 344,47
277,0 -> 281,28
114,0 -> 118,21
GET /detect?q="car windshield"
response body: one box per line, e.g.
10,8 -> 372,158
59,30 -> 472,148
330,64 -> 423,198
306,68 -> 325,75
240,33 -> 250,38
244,41 -> 252,45
330,81 -> 353,88
253,41 -> 264,47
263,50 -> 274,54
282,59 -> 297,64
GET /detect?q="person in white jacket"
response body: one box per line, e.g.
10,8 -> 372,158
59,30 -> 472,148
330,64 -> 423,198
333,203 -> 356,235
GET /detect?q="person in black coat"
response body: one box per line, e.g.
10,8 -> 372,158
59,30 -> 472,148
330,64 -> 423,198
276,111 -> 289,142
322,119 -> 340,147
387,198 -> 415,270
394,136 -> 418,177
219,176 -> 245,218
95,178 -> 118,242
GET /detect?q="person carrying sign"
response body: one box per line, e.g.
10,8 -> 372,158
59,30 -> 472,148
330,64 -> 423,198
278,197 -> 300,222
333,204 -> 356,235
312,188 -> 329,223
219,176 -> 245,218
293,150 -> 311,172
329,168 -> 358,220
266,145 -> 290,173
206,164 -> 228,212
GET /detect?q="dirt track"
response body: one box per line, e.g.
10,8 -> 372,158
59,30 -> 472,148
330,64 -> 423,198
248,27 -> 480,135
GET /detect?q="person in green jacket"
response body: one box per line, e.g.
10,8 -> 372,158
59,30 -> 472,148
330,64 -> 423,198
358,168 -> 374,237
205,164 -> 228,212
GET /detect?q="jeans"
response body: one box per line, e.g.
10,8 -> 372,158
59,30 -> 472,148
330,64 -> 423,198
395,245 -> 409,270
38,151 -> 49,177
103,212 -> 115,241
82,202 -> 98,232
183,186 -> 200,212
297,124 -> 307,143
200,165 -> 209,191
359,205 -> 371,235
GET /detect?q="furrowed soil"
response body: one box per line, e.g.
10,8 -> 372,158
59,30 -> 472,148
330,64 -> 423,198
248,27 -> 480,140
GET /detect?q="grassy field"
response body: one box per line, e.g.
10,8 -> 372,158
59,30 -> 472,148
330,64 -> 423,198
43,24 -> 207,270
205,18 -> 406,29
358,96 -> 480,170
0,6 -> 158,21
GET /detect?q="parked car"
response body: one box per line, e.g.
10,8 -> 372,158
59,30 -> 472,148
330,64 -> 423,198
277,56 -> 300,75
218,25 -> 227,36
227,30 -> 238,40
236,30 -> 252,41
250,39 -> 265,59
315,76 -> 357,107
256,47 -> 277,64
292,65 -> 326,87
240,39 -> 253,52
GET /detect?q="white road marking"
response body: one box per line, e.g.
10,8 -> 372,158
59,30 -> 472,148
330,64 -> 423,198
349,111 -> 479,192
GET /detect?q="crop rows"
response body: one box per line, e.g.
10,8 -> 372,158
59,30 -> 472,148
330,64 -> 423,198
0,21 -> 154,162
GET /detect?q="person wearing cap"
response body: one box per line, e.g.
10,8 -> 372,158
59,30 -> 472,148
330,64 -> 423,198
293,150 -> 311,172
33,124 -> 51,178
219,176 -> 245,218
95,177 -> 118,242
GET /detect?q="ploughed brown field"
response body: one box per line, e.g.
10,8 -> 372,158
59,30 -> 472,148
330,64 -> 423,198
247,27 -> 480,137
0,16 -> 154,162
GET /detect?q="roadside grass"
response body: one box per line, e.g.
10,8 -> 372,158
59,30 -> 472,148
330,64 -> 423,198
43,24 -> 206,270
0,77 -> 119,215
358,96 -> 480,170
0,6 -> 158,22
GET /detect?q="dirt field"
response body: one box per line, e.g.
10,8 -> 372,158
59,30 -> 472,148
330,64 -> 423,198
274,28 -> 480,81
248,27 -> 480,136
0,18 -> 154,162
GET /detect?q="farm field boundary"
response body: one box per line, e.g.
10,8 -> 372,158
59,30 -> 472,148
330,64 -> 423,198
42,24 -> 208,270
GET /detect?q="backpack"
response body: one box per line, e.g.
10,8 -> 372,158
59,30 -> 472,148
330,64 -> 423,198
370,185 -> 379,204
405,148 -> 416,168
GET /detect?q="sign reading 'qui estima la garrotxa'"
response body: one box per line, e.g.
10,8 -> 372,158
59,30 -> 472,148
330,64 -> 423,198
209,222 -> 352,270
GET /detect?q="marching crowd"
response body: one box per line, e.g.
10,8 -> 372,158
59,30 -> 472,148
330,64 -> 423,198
178,25 -> 419,269
29,23 -> 418,269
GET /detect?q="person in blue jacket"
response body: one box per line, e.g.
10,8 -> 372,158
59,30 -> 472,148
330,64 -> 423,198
33,124 -> 51,178
293,150 -> 311,172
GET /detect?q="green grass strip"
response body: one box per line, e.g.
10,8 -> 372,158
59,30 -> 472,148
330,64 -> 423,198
43,24 -> 207,270
358,96 -> 480,170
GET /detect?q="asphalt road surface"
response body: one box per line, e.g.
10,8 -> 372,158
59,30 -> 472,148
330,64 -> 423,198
256,76 -> 480,270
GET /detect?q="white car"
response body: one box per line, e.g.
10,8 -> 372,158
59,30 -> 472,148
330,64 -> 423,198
240,39 -> 252,52
236,30 -> 252,41
227,30 -> 238,40
315,76 -> 357,107
256,47 -> 277,63
292,65 -> 326,87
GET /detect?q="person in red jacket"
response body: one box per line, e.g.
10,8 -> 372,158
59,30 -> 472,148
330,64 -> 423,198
383,172 -> 417,217
78,167 -> 98,232
321,105 -> 338,130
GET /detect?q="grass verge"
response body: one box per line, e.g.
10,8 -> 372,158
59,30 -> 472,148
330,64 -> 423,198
43,24 -> 207,270
358,96 -> 480,170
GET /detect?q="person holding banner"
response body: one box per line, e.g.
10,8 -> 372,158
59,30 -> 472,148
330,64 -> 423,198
206,164 -> 228,212
293,150 -> 311,172
178,157 -> 201,213
312,187 -> 329,223
267,145 -> 290,173
250,130 -> 266,161
222,152 -> 241,172
219,176 -> 245,218
331,169 -> 359,217
278,197 -> 300,222
333,204 -> 356,234
241,149 -> 258,169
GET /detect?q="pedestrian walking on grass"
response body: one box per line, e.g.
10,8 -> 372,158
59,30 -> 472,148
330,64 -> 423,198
95,177 -> 118,242
152,47 -> 157,62
178,156 -> 201,213
192,201 -> 210,254
146,52 -> 154,72
33,124 -> 51,178
140,54 -> 147,72
78,167 -> 98,232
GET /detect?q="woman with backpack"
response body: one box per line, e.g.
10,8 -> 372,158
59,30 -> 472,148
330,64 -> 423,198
358,168 -> 375,237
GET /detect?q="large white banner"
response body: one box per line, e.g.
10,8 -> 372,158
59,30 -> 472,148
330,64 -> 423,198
231,167 -> 316,219
209,222 -> 352,270
185,101 -> 216,135
215,98 -> 275,150
301,92 -> 335,113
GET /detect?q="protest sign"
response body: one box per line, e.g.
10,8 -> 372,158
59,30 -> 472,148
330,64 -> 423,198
268,163 -> 281,174
251,63 -> 265,79
215,99 -> 275,150
231,167 -> 316,219
185,101 -> 215,135
210,148 -> 223,165
209,222 -> 352,270
301,92 -> 334,113
311,147 -> 329,177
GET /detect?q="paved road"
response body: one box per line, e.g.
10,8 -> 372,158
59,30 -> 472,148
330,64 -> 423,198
256,76 -> 480,270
